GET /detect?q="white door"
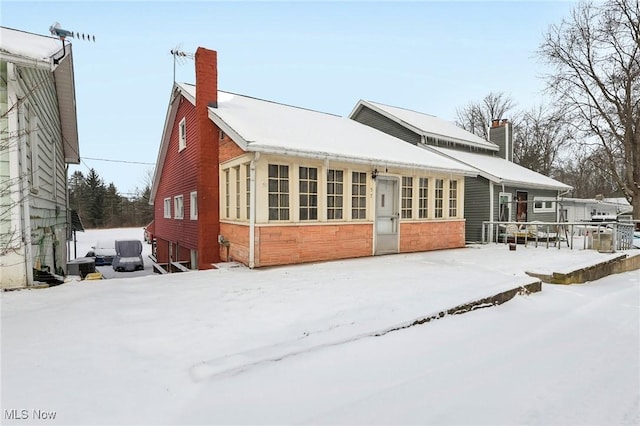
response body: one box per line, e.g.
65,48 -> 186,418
375,178 -> 399,255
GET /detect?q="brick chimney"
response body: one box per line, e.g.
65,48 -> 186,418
488,118 -> 513,162
195,47 -> 221,268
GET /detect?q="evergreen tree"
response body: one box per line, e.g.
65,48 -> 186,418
85,168 -> 106,228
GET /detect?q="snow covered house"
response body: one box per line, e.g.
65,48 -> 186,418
149,47 -> 478,270
349,102 -> 572,242
0,27 -> 80,288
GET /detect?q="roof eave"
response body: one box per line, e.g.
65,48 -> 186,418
352,100 -> 498,152
498,179 -> 573,192
245,143 -> 477,177
54,48 -> 80,164
150,84 -> 188,202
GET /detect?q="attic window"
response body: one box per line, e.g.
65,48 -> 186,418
178,117 -> 186,151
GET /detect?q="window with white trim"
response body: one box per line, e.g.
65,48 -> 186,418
224,169 -> 230,218
268,164 -> 289,221
448,180 -> 458,217
434,179 -> 444,218
401,176 -> 413,219
164,197 -> 171,218
351,171 -> 367,219
235,166 -> 241,219
246,164 -> 251,220
533,197 -> 555,212
498,192 -> 512,222
418,177 -> 429,219
327,169 -> 344,220
190,191 -> 198,220
174,195 -> 184,219
178,117 -> 186,151
299,166 -> 318,220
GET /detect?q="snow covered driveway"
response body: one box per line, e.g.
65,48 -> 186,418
2,228 -> 639,424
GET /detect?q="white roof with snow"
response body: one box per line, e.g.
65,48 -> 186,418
0,26 -> 79,164
428,146 -> 572,191
350,100 -> 499,151
178,83 -> 477,175
0,26 -> 63,65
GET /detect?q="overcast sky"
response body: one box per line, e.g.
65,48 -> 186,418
2,1 -> 576,195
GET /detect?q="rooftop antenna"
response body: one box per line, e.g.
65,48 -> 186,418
49,22 -> 96,64
170,45 -> 194,84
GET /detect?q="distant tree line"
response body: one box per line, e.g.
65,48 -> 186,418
69,169 -> 153,229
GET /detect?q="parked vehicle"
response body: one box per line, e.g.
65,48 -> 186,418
86,241 -> 116,266
112,239 -> 144,272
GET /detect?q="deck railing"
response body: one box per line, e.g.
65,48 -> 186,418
480,220 -> 636,252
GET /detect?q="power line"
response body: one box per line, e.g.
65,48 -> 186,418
82,157 -> 155,165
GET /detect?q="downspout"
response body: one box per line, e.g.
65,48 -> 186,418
248,152 -> 259,268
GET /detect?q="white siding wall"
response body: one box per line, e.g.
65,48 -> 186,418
0,61 -> 70,288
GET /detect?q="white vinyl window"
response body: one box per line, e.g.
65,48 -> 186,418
351,172 -> 367,220
449,180 -> 458,217
268,164 -> 290,221
235,166 -> 241,219
164,198 -> 171,218
327,169 -> 344,220
174,195 -> 184,219
246,164 -> 251,220
224,169 -> 230,218
533,197 -> 555,212
499,192 -> 512,222
401,176 -> 413,219
418,177 -> 429,219
299,166 -> 318,221
434,179 -> 444,218
178,117 -> 186,151
190,191 -> 198,220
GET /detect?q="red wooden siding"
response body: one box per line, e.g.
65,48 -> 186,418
154,96 -> 200,260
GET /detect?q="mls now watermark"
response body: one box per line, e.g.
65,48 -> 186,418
4,409 -> 57,421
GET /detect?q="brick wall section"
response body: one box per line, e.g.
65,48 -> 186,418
219,133 -> 246,163
399,220 -> 466,252
219,222 -> 250,264
195,47 -> 221,269
255,224 -> 373,267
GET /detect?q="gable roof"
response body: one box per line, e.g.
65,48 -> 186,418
0,27 -> 79,164
350,100 -> 499,152
427,146 -> 572,191
151,83 -> 478,200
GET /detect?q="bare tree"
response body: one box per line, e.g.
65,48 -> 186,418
554,144 -> 619,197
455,92 -> 518,139
513,105 -> 573,176
539,0 -> 640,219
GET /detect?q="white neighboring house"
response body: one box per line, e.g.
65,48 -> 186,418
558,197 -> 633,223
0,27 -> 80,288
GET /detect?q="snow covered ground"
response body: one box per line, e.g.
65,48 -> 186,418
1,228 -> 638,425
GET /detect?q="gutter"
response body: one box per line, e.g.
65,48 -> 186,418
246,144 -> 478,178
